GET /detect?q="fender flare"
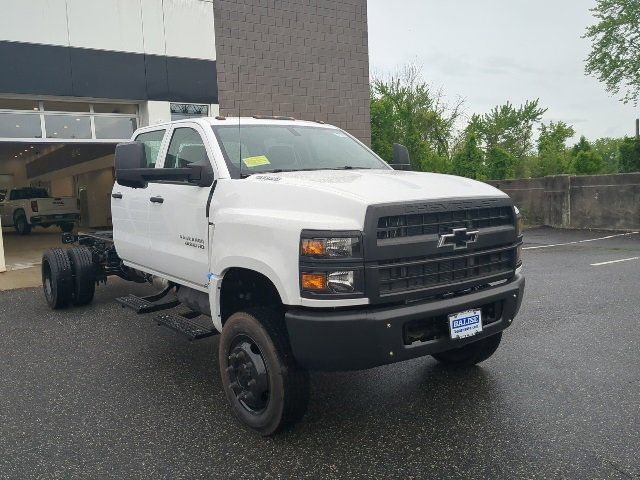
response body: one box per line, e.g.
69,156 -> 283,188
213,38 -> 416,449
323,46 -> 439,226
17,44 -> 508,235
208,258 -> 291,332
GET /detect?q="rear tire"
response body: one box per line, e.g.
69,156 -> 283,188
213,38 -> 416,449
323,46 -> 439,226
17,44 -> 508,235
42,248 -> 73,309
14,214 -> 31,235
219,308 -> 310,436
60,223 -> 75,233
67,247 -> 96,306
432,332 -> 503,367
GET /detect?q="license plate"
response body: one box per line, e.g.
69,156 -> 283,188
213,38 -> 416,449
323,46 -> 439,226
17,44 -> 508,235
448,309 -> 482,339
54,215 -> 63,219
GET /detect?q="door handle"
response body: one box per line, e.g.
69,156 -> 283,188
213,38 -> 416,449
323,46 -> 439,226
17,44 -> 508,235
111,192 -> 123,199
150,196 -> 164,204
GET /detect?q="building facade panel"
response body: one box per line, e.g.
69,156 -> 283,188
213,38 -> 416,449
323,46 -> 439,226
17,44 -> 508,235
212,0 -> 371,145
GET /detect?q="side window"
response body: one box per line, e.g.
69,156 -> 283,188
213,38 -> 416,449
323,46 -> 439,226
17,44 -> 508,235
164,128 -> 209,169
134,129 -> 166,167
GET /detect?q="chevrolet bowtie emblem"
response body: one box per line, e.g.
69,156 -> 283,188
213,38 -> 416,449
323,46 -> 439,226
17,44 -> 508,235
437,227 -> 479,250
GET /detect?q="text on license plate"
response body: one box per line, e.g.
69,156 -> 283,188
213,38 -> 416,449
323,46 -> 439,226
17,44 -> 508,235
448,309 -> 482,339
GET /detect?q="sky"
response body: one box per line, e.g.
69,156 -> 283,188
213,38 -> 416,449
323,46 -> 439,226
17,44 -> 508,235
367,0 -> 639,141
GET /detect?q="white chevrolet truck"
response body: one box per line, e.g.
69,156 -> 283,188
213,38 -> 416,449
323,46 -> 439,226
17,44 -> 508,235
0,187 -> 79,235
41,116 -> 524,435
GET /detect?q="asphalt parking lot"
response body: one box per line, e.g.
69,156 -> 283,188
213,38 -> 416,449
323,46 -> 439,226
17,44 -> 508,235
1,227 -> 639,479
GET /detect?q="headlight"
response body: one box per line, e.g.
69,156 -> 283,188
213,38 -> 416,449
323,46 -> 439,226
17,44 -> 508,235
300,235 -> 361,258
301,270 -> 356,293
299,231 -> 364,297
514,206 -> 523,237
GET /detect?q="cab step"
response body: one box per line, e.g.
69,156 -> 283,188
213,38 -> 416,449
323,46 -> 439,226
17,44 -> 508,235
154,312 -> 218,341
116,293 -> 180,314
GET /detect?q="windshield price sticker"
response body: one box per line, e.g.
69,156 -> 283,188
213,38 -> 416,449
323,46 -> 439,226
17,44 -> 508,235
243,155 -> 271,168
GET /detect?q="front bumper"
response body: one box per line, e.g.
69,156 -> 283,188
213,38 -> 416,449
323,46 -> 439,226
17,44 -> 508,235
285,273 -> 525,371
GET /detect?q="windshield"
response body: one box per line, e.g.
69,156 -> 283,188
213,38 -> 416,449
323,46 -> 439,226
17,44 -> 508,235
212,124 -> 389,178
11,188 -> 49,200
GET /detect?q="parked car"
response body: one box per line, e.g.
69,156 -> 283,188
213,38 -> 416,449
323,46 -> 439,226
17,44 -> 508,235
42,116 -> 524,435
0,187 -> 79,235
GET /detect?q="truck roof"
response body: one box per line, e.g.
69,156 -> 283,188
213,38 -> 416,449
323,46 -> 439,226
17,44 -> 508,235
144,116 -> 338,130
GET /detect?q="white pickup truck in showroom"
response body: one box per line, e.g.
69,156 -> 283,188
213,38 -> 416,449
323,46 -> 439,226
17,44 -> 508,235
0,187 -> 79,235
42,116 -> 524,435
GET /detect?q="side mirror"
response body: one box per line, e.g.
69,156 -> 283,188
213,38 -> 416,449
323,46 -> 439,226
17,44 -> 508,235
186,164 -> 215,187
115,142 -> 147,188
391,143 -> 411,170
115,142 -> 215,188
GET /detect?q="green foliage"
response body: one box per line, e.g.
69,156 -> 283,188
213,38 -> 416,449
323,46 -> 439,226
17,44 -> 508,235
584,0 -> 640,105
370,63 -> 636,181
468,100 -> 547,159
369,65 -> 463,172
450,134 -> 485,179
531,121 -> 575,177
593,137 -> 623,173
485,146 -> 517,180
618,137 -> 640,172
574,150 -> 604,175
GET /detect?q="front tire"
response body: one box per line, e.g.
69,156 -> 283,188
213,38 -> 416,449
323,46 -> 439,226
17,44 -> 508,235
219,308 -> 309,436
432,332 -> 503,367
14,214 -> 31,235
67,247 -> 96,306
42,248 -> 73,309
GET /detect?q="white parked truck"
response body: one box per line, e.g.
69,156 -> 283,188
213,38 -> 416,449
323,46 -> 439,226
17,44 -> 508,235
42,116 -> 524,435
0,187 -> 79,235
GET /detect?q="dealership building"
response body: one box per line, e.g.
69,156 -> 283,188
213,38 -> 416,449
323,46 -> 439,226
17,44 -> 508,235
0,0 -> 370,277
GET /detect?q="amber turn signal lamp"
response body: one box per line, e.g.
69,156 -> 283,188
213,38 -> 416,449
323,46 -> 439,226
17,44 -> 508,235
301,239 -> 325,256
301,273 -> 327,291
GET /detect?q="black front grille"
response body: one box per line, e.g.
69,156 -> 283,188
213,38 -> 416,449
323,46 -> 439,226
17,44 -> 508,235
377,206 -> 513,240
378,246 -> 516,296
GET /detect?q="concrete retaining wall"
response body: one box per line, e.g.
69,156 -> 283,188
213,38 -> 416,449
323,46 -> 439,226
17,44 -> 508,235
489,173 -> 640,231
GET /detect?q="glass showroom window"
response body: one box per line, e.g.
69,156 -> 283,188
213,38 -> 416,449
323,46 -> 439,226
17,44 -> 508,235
0,99 -> 139,141
45,115 -> 92,139
170,103 -> 209,121
0,112 -> 42,138
94,116 -> 138,139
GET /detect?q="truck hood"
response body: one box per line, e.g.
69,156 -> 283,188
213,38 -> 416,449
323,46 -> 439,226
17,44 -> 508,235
246,169 -> 507,204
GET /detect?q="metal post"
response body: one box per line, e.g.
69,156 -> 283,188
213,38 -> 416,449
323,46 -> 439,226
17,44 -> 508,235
636,118 -> 639,139
0,216 -> 6,273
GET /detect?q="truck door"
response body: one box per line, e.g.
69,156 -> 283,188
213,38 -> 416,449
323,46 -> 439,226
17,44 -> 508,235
145,124 -> 214,289
111,128 -> 167,268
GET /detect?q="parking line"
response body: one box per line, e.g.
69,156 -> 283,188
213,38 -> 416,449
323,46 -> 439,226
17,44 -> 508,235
523,232 -> 639,250
590,257 -> 639,267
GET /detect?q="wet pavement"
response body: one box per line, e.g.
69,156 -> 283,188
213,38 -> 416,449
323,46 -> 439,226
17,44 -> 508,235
1,227 -> 639,479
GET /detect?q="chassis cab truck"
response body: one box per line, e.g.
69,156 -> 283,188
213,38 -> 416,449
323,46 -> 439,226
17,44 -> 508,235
42,117 -> 524,435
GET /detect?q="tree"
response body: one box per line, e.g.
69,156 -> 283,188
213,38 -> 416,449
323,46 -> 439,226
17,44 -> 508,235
618,136 -> 640,172
468,100 -> 548,160
370,64 -> 464,172
450,134 -> 485,179
571,136 -> 604,175
584,0 -> 640,105
593,137 -> 623,173
485,147 -> 517,180
574,150 -> 604,175
532,121 -> 575,177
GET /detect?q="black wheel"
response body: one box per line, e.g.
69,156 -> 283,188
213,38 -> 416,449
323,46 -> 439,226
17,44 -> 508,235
432,332 -> 503,367
14,213 -> 31,235
219,308 -> 310,436
60,223 -> 75,233
42,248 -> 73,309
67,247 -> 96,306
